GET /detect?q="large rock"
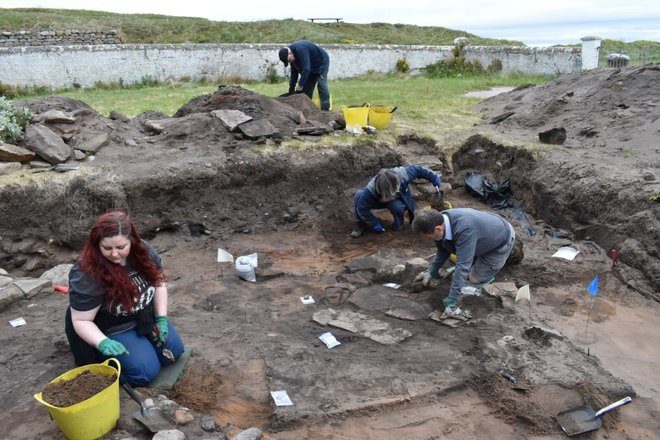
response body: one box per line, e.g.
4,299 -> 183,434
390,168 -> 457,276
14,278 -> 52,298
39,263 -> 73,286
0,143 -> 35,162
40,110 -> 76,124
211,109 -> 252,131
24,124 -> 71,164
238,119 -> 279,139
76,132 -> 109,153
0,284 -> 23,311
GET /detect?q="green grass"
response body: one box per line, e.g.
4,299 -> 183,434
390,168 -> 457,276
0,8 -> 523,46
16,72 -> 551,150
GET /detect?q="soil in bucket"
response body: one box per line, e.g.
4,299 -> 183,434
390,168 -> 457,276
41,370 -> 117,407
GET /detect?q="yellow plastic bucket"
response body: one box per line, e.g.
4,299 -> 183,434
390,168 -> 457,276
34,358 -> 121,440
368,106 -> 394,129
312,94 -> 333,111
342,105 -> 369,129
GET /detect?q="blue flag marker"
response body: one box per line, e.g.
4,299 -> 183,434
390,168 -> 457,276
587,275 -> 599,296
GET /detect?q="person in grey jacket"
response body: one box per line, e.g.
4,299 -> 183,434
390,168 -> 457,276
412,208 -> 522,319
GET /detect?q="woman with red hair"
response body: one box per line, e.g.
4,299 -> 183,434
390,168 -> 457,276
65,210 -> 184,385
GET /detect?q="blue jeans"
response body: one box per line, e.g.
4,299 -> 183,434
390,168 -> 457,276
301,56 -> 331,110
354,190 -> 407,230
102,322 -> 185,386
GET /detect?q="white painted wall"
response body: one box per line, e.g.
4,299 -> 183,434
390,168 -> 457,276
0,43 -> 581,88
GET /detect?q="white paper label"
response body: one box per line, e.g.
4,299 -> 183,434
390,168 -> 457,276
552,247 -> 580,261
319,332 -> 341,349
9,317 -> 26,327
383,283 -> 401,289
270,390 -> 293,406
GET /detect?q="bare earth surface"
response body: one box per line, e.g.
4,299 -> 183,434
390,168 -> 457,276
0,66 -> 658,439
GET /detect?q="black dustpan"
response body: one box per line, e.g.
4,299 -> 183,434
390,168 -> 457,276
556,396 -> 631,436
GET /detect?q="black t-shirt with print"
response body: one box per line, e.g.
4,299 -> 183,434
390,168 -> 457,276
68,240 -> 162,335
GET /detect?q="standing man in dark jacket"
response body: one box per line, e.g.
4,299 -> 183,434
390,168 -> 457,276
351,165 -> 441,238
278,40 -> 331,110
412,208 -> 522,320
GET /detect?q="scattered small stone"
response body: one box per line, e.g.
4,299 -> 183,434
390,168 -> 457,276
643,172 -> 656,181
174,408 -> 195,425
538,127 -> 566,145
152,430 -> 185,440
232,427 -> 263,440
200,415 -> 217,432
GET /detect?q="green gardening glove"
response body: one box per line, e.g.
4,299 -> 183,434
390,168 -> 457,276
98,338 -> 129,356
154,316 -> 169,344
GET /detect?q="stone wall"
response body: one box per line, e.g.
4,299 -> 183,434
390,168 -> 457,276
0,29 -> 120,47
0,43 -> 581,88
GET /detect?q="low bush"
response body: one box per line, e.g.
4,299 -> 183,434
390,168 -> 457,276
0,97 -> 32,143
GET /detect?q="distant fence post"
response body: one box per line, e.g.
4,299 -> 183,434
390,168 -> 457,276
580,36 -> 602,70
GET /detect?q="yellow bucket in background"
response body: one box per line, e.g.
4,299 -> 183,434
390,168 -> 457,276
368,106 -> 395,129
342,105 -> 370,129
312,94 -> 333,111
34,358 -> 121,440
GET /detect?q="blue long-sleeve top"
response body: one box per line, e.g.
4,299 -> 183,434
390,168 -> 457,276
288,40 -> 329,91
355,165 -> 441,228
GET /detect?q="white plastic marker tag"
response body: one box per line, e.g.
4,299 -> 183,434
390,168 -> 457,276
300,295 -> 315,305
319,332 -> 341,349
9,317 -> 26,327
238,252 -> 258,268
383,283 -> 401,289
270,390 -> 293,406
515,285 -> 531,302
552,246 -> 580,261
217,249 -> 234,263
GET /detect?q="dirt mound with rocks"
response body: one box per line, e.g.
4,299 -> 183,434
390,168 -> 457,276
465,64 -> 659,299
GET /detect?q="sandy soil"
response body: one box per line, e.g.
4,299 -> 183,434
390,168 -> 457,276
0,66 -> 658,439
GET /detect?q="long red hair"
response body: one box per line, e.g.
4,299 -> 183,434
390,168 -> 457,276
78,210 -> 164,310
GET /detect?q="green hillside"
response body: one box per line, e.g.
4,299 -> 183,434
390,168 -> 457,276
0,8 -> 524,46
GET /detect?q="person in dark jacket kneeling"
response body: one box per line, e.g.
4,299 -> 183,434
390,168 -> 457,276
351,165 -> 441,238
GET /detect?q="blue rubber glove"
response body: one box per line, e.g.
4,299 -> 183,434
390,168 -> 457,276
433,176 -> 442,188
373,224 -> 386,233
154,316 -> 169,344
98,338 -> 129,356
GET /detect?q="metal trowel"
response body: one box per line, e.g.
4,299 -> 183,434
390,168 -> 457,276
122,383 -> 173,433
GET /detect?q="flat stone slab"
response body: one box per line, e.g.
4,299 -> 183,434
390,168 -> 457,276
238,119 -> 279,139
0,143 -> 35,162
428,309 -> 467,328
313,308 -> 412,345
148,347 -> 193,390
483,282 -> 519,298
211,109 -> 252,131
350,285 -> 431,320
76,132 -> 109,153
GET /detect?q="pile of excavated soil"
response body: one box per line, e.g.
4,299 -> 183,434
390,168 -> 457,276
463,64 -> 659,299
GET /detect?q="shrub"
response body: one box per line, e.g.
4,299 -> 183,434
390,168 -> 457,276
139,75 -> 160,87
395,58 -> 410,73
0,97 -> 32,143
264,61 -> 283,84
488,58 -> 503,72
0,83 -> 19,99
